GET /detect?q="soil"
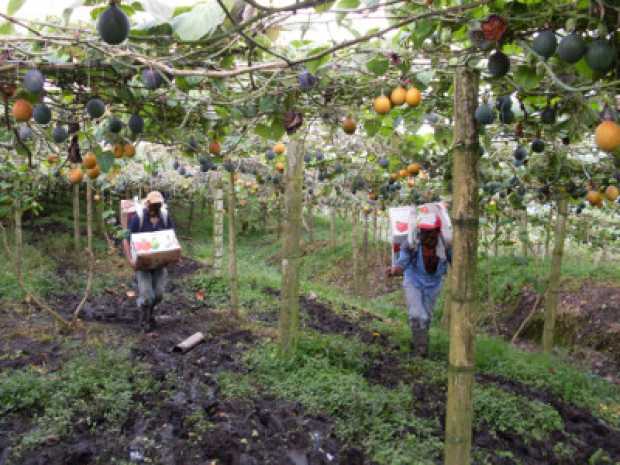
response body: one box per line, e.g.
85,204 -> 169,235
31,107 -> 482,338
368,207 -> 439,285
496,280 -> 620,382
288,289 -> 620,465
1,261 -> 373,465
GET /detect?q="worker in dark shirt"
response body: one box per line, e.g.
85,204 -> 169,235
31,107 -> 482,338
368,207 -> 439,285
123,191 -> 175,332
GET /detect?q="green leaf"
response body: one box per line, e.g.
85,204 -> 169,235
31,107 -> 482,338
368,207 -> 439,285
336,0 -> 360,8
0,21 -> 14,35
314,1 -> 335,12
255,123 -> 272,139
305,47 -> 332,73
514,66 -> 542,91
363,119 -> 381,137
7,0 -> 27,15
96,150 -> 115,173
171,0 -> 226,42
574,57 -> 593,80
269,118 -> 285,140
367,55 -> 389,76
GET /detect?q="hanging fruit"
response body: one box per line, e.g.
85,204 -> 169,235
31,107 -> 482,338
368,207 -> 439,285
12,99 -> 33,122
405,87 -> 422,107
595,120 -> 620,152
68,167 -> 84,184
273,143 -> 286,155
373,95 -> 391,114
342,116 -> 357,135
390,86 -> 407,106
82,152 -> 97,169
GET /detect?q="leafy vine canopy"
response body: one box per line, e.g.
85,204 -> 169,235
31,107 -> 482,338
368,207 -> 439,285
0,0 -> 619,211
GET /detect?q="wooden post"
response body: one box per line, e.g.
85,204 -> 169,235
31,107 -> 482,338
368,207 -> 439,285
330,205 -> 337,247
444,66 -> 479,465
73,183 -> 80,252
213,174 -> 225,277
351,205 -> 360,293
86,179 -> 93,254
520,209 -> 529,257
306,201 -> 314,242
542,195 -> 568,353
279,135 -> 304,356
544,207 -> 553,261
14,199 -> 22,283
227,171 -> 239,313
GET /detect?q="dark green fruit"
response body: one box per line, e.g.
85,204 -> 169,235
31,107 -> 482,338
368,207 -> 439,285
108,117 -> 123,133
532,30 -> 557,59
586,40 -> 615,73
557,33 -> 586,63
128,114 -> 143,133
541,106 -> 556,124
334,163 -> 343,174
487,51 -> 510,78
52,125 -> 68,143
304,153 -> 312,163
475,104 -> 495,125
513,145 -> 528,161
33,103 -> 52,125
266,150 -> 275,161
142,69 -> 163,90
531,138 -> 545,153
86,98 -> 105,118
499,108 -> 515,124
379,158 -> 388,168
97,4 -> 130,45
23,69 -> 44,93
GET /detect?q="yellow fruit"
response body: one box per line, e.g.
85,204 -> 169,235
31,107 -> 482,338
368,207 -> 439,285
399,169 -> 408,178
586,190 -> 603,206
87,165 -> 100,179
342,116 -> 357,135
373,95 -> 391,115
123,143 -> 135,158
47,154 -> 59,164
113,144 -> 123,158
390,86 -> 407,106
68,168 -> 83,184
390,172 -> 399,181
12,99 -> 33,122
94,194 -> 101,202
605,185 -> 619,201
595,120 -> 620,152
406,87 -> 422,107
275,161 -> 285,172
274,143 -> 286,155
407,163 -> 421,176
82,152 -> 97,169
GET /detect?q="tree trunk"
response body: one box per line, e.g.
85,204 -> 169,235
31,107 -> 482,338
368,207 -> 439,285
14,200 -> 22,283
544,208 -> 553,261
73,183 -> 81,251
351,205 -> 360,294
86,179 -> 93,254
372,209 -> 378,242
306,201 -> 314,242
188,195 -> 195,233
520,209 -> 529,257
227,171 -> 239,314
213,174 -> 225,277
363,210 -> 369,265
542,196 -> 568,353
493,212 -> 500,257
441,268 -> 452,331
444,66 -> 479,465
279,136 -> 304,356
330,206 -> 337,247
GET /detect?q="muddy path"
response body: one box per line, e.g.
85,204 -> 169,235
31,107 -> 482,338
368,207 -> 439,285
293,293 -> 620,465
2,262 -> 374,465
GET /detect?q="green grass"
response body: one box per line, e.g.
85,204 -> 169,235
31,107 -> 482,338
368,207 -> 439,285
0,346 -> 157,455
237,334 -> 443,465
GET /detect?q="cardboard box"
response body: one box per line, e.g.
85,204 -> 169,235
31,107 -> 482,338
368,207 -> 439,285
130,229 -> 181,270
388,206 -> 413,266
120,199 -> 142,229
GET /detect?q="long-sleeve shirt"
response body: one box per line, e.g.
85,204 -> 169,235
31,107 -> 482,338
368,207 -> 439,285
396,242 -> 450,291
129,209 -> 175,236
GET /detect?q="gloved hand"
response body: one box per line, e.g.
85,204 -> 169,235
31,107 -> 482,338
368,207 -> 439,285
386,266 -> 403,277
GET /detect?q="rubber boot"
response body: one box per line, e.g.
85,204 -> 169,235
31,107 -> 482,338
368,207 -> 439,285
410,320 -> 429,358
147,304 -> 157,331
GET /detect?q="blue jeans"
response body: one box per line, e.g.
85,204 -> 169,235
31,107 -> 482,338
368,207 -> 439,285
136,268 -> 167,309
403,281 -> 441,329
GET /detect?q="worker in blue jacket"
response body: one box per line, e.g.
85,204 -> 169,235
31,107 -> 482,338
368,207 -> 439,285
387,226 -> 451,357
